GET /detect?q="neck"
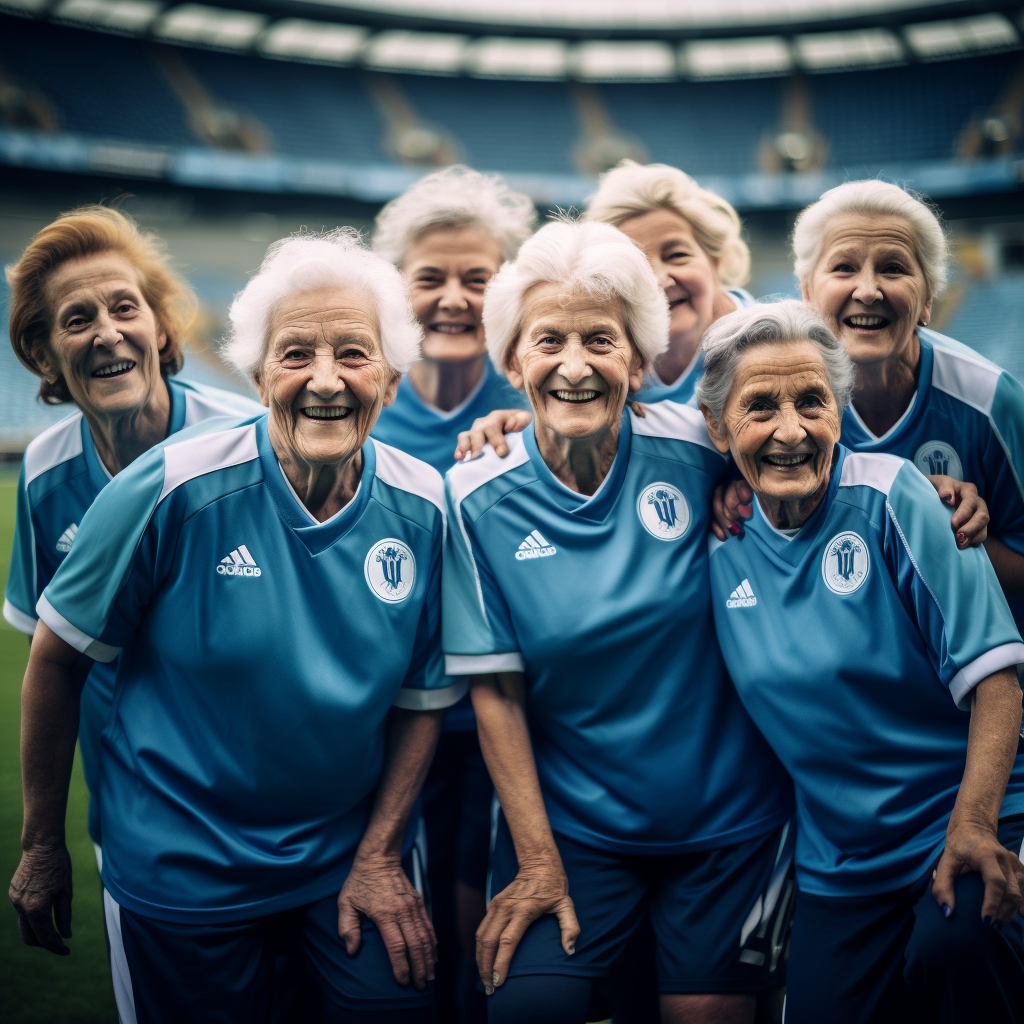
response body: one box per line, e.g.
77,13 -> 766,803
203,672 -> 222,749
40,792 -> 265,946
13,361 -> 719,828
84,379 -> 172,476
277,444 -> 363,523
850,332 -> 921,437
653,289 -> 735,386
756,451 -> 837,531
408,354 -> 486,413
535,420 -> 619,497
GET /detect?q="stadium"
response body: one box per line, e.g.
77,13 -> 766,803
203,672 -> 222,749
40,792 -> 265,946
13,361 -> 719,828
1,0 -> 1024,1021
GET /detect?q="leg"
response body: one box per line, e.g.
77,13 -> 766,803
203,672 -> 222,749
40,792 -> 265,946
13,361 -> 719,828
660,993 -> 753,1024
487,974 -> 592,1024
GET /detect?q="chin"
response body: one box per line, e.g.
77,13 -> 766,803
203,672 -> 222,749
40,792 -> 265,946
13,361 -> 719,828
420,336 -> 485,362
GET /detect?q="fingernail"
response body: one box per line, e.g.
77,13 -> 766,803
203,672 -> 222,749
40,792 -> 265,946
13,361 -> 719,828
943,904 -> 952,918
566,943 -> 575,955
493,972 -> 500,986
957,532 -> 966,542
728,525 -> 740,536
485,985 -> 494,997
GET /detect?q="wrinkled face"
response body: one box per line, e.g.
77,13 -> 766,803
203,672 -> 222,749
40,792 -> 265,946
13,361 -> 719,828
507,283 -> 644,442
619,208 -> 721,356
802,214 -> 932,368
39,252 -> 168,416
403,226 -> 503,362
256,286 -> 399,466
707,341 -> 841,505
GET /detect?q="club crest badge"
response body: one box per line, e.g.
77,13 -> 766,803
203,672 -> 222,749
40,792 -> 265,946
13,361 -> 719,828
914,441 -> 962,481
365,538 -> 416,604
637,482 -> 690,541
821,531 -> 870,595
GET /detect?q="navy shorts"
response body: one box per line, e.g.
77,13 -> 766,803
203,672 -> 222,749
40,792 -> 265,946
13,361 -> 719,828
489,813 -> 795,993
103,846 -> 433,1023
785,814 -> 1024,1024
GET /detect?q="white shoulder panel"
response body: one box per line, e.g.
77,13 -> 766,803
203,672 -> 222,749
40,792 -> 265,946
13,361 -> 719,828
630,400 -> 720,452
24,413 -> 84,485
180,381 -> 264,427
839,451 -> 904,496
930,344 -> 1001,417
372,440 -> 445,515
159,422 -> 260,503
445,432 -> 531,512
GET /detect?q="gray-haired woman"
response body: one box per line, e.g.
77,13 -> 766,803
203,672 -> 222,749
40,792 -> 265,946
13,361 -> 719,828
699,298 -> 1024,1024
10,230 -> 462,1022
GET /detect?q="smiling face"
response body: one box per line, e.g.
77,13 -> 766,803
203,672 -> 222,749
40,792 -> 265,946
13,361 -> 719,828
38,251 -> 169,417
619,208 -> 723,363
706,340 -> 841,507
506,283 -> 644,443
256,285 -> 400,468
802,214 -> 932,369
403,225 -> 504,362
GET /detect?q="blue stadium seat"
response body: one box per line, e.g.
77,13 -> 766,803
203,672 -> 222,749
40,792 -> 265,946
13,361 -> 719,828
942,271 -> 1024,384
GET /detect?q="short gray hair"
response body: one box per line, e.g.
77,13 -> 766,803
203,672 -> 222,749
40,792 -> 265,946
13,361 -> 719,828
696,299 -> 855,425
224,228 -> 422,378
585,160 -> 750,288
792,180 -> 949,297
484,219 -> 670,375
373,165 -> 537,268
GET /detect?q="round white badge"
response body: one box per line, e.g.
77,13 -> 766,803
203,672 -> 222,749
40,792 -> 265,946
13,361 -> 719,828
914,441 -> 962,481
821,531 -> 871,596
637,482 -> 690,541
364,538 -> 416,604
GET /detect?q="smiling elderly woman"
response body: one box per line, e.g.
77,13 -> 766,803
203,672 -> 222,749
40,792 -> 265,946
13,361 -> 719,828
9,230 -> 464,1024
698,299 -> 1024,1024
442,221 -> 793,1024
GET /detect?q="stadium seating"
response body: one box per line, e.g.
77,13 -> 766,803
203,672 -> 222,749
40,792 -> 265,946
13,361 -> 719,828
943,271 -> 1024,382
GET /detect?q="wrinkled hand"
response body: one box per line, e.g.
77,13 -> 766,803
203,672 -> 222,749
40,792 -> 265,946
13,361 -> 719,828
932,820 -> 1024,925
454,409 -> 533,462
9,843 -> 73,955
929,476 -> 989,548
712,478 -> 754,541
476,863 -> 579,995
337,856 -> 436,989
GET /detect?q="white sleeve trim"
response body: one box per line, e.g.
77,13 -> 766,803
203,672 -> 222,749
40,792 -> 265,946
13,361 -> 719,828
3,598 -> 37,635
393,678 -> 470,710
35,595 -> 120,663
445,652 -> 525,675
949,642 -> 1024,710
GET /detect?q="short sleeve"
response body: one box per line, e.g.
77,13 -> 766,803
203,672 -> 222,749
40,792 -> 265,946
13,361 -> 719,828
393,515 -> 467,711
884,462 -> 1024,709
36,449 -> 170,662
3,463 -> 39,635
442,476 -> 524,676
985,371 -> 1024,557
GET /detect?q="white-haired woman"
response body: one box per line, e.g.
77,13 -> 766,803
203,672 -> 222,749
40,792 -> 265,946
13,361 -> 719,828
699,299 -> 1024,1024
453,160 -> 754,458
443,221 -> 794,1024
372,165 -> 536,1023
10,230 -> 465,1023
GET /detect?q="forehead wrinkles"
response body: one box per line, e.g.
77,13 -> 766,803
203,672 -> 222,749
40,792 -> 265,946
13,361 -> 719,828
738,362 -> 830,393
821,220 -> 920,262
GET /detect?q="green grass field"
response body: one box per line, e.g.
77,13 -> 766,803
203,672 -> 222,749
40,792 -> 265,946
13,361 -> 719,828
0,470 -> 117,1022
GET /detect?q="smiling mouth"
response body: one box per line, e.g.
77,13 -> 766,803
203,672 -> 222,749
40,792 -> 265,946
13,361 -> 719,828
552,389 -> 601,403
429,323 -> 475,335
762,452 -> 813,468
300,406 -> 352,420
844,315 -> 890,330
92,360 -> 135,379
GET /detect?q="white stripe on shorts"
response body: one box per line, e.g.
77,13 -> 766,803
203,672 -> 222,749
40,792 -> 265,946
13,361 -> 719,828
103,889 -> 138,1024
93,843 -> 103,873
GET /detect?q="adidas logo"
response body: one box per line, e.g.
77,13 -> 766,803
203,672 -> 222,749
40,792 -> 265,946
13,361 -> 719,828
726,579 -> 757,608
55,523 -> 78,554
515,529 -> 557,561
216,544 -> 262,577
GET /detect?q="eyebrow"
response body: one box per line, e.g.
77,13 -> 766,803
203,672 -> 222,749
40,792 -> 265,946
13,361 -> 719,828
414,265 -> 492,276
57,300 -> 96,321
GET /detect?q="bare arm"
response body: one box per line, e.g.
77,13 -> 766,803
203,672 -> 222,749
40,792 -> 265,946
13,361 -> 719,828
337,707 -> 443,989
932,668 -> 1024,922
9,621 -> 91,955
471,672 -> 578,994
984,538 -> 1024,597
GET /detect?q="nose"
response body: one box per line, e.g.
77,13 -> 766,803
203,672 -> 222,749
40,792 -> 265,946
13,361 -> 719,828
438,277 -> 469,313
558,337 -> 591,384
92,310 -> 123,348
774,405 -> 806,446
850,268 -> 883,306
307,351 -> 346,397
652,259 -> 674,293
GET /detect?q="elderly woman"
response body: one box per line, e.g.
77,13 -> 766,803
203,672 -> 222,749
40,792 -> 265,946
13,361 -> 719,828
4,206 -> 260,866
371,166 -> 534,1022
9,230 -> 464,1023
698,300 -> 1024,1024
442,220 -> 794,1024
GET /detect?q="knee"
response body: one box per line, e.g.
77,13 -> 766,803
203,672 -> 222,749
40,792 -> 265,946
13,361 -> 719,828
487,974 -> 592,1024
907,873 -> 994,975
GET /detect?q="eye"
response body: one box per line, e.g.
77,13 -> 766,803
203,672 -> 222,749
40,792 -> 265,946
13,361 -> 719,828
66,315 -> 89,330
281,347 -> 310,362
881,262 -> 906,275
114,301 -> 137,315
798,393 -> 824,409
466,276 -> 489,288
588,335 -> 613,347
537,335 -> 561,348
748,398 -> 775,413
338,347 -> 367,362
667,249 -> 692,261
831,262 -> 855,273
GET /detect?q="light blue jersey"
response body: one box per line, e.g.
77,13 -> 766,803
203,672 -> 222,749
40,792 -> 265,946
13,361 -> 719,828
443,401 -> 793,853
4,378 -> 263,844
709,446 -> 1024,897
841,328 -> 1024,630
372,356 -> 528,730
38,415 -> 462,922
634,288 -> 754,405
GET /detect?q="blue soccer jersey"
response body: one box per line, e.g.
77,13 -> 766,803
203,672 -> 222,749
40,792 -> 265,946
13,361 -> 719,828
634,288 -> 754,405
709,447 -> 1024,897
37,415 -> 462,922
443,401 -> 793,853
841,328 -> 1024,629
4,378 -> 263,844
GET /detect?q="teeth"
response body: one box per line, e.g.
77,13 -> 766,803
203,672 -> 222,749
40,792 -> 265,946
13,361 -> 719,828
92,360 -> 135,378
553,390 -> 599,402
764,453 -> 811,466
301,406 -> 351,419
431,324 -> 473,334
848,316 -> 886,327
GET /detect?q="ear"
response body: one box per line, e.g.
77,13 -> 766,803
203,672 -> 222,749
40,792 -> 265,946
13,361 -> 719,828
800,279 -> 811,302
505,344 -> 525,392
29,338 -> 58,384
700,403 -> 732,456
382,369 -> 401,408
252,368 -> 270,409
629,351 -> 647,395
919,295 -> 934,328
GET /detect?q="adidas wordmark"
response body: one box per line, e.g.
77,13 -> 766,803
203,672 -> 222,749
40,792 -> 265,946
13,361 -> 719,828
515,529 -> 557,561
726,579 -> 757,609
216,544 -> 262,577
